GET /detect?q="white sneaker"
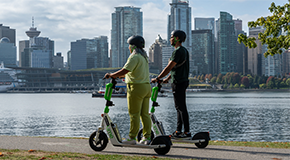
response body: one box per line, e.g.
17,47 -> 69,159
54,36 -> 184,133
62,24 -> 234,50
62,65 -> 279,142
122,137 -> 136,145
139,137 -> 151,145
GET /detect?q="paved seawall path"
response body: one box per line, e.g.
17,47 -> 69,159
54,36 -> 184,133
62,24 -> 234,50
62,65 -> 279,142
0,136 -> 289,160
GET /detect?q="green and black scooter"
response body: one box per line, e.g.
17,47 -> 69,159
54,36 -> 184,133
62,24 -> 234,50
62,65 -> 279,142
137,80 -> 210,148
89,77 -> 172,155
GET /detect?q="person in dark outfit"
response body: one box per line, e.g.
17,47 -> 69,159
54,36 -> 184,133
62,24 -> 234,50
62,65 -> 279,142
151,30 -> 190,138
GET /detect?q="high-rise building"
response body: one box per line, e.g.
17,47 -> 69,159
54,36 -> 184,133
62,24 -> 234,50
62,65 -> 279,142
217,11 -> 237,74
168,0 -> 192,49
53,52 -> 64,69
95,36 -> 109,68
194,18 -> 215,35
248,27 -> 266,76
264,54 -> 283,76
192,30 -> 214,75
282,50 -> 290,76
67,50 -> 71,70
0,24 -> 15,45
19,40 -> 30,67
71,39 -> 90,70
162,46 -> 175,70
167,0 -> 192,72
148,35 -> 167,73
0,37 -> 17,67
235,31 -> 248,75
111,6 -> 143,68
70,36 -> 109,70
234,19 -> 242,31
33,37 -> 54,68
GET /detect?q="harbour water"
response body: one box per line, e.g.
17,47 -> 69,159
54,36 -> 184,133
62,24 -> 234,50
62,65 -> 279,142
0,91 -> 290,142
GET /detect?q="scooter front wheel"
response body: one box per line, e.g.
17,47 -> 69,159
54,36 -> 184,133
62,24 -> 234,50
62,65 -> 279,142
137,128 -> 155,141
89,131 -> 108,151
152,136 -> 171,155
192,132 -> 209,148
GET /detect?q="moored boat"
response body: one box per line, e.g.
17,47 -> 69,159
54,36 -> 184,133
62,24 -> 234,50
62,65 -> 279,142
0,62 -> 18,92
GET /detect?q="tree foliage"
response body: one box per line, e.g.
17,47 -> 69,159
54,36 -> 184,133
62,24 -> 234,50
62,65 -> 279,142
241,76 -> 250,88
238,1 -> 290,57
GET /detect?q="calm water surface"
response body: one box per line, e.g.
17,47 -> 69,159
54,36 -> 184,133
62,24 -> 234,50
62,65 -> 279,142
0,91 -> 290,142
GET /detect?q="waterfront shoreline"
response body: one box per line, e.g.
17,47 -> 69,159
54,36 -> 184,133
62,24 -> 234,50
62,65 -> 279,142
3,88 -> 289,93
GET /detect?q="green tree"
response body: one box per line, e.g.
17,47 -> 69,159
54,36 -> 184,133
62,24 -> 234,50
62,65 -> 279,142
275,78 -> 281,89
259,83 -> 267,89
232,73 -> 240,85
223,84 -> 228,89
234,83 -> 240,89
216,77 -> 222,84
247,74 -> 254,88
286,78 -> 290,87
229,83 -> 233,89
241,76 -> 250,88
208,74 -> 213,81
280,81 -> 286,87
210,77 -> 217,83
200,74 -> 204,81
238,1 -> 290,57
267,81 -> 275,89
240,84 -> 245,89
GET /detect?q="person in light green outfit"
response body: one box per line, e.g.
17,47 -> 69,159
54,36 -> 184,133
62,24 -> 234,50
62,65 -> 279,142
104,35 -> 151,145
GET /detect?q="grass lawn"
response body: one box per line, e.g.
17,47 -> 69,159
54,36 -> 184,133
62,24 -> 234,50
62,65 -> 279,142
1,140 -> 289,160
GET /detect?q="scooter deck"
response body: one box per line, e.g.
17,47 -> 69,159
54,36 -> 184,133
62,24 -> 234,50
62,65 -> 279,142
171,138 -> 206,144
112,143 -> 167,149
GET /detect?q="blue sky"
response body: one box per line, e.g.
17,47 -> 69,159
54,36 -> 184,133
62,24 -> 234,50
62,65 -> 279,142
0,0 -> 288,61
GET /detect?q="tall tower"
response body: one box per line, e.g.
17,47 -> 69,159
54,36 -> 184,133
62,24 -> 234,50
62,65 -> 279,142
167,0 -> 191,49
25,17 -> 41,47
218,11 -> 237,74
111,6 -> 143,68
167,0 -> 192,73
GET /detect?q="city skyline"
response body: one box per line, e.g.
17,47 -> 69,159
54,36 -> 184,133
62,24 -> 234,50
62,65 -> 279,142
0,0 -> 287,61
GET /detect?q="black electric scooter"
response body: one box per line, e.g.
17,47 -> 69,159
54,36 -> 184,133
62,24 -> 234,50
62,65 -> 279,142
137,80 -> 210,148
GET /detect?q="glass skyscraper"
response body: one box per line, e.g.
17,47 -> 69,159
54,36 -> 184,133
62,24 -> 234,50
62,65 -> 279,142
0,37 -> 16,67
111,6 -> 143,68
70,37 -> 109,71
167,0 -> 191,50
217,11 -> 237,74
194,18 -> 215,35
192,30 -> 214,75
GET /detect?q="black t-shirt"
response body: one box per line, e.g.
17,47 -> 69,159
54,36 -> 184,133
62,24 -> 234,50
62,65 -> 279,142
170,46 -> 189,83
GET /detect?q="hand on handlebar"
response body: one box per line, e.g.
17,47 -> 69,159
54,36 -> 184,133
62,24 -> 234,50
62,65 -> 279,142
103,73 -> 112,79
151,78 -> 158,83
163,79 -> 169,84
151,78 -> 166,84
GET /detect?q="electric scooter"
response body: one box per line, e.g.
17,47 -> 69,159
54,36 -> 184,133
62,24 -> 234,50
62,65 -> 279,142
137,80 -> 210,148
89,77 -> 172,155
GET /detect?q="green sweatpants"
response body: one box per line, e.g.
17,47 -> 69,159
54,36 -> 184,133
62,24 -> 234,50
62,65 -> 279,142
127,83 -> 152,139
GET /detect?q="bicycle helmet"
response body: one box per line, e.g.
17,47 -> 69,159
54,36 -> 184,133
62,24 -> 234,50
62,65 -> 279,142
127,35 -> 145,48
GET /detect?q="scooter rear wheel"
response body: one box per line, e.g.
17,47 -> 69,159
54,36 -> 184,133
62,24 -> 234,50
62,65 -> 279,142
137,128 -> 155,141
152,136 -> 171,155
89,131 -> 108,151
192,132 -> 209,148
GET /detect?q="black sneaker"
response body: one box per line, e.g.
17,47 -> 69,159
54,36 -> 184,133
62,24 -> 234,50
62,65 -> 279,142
184,132 -> 191,138
171,131 -> 183,138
